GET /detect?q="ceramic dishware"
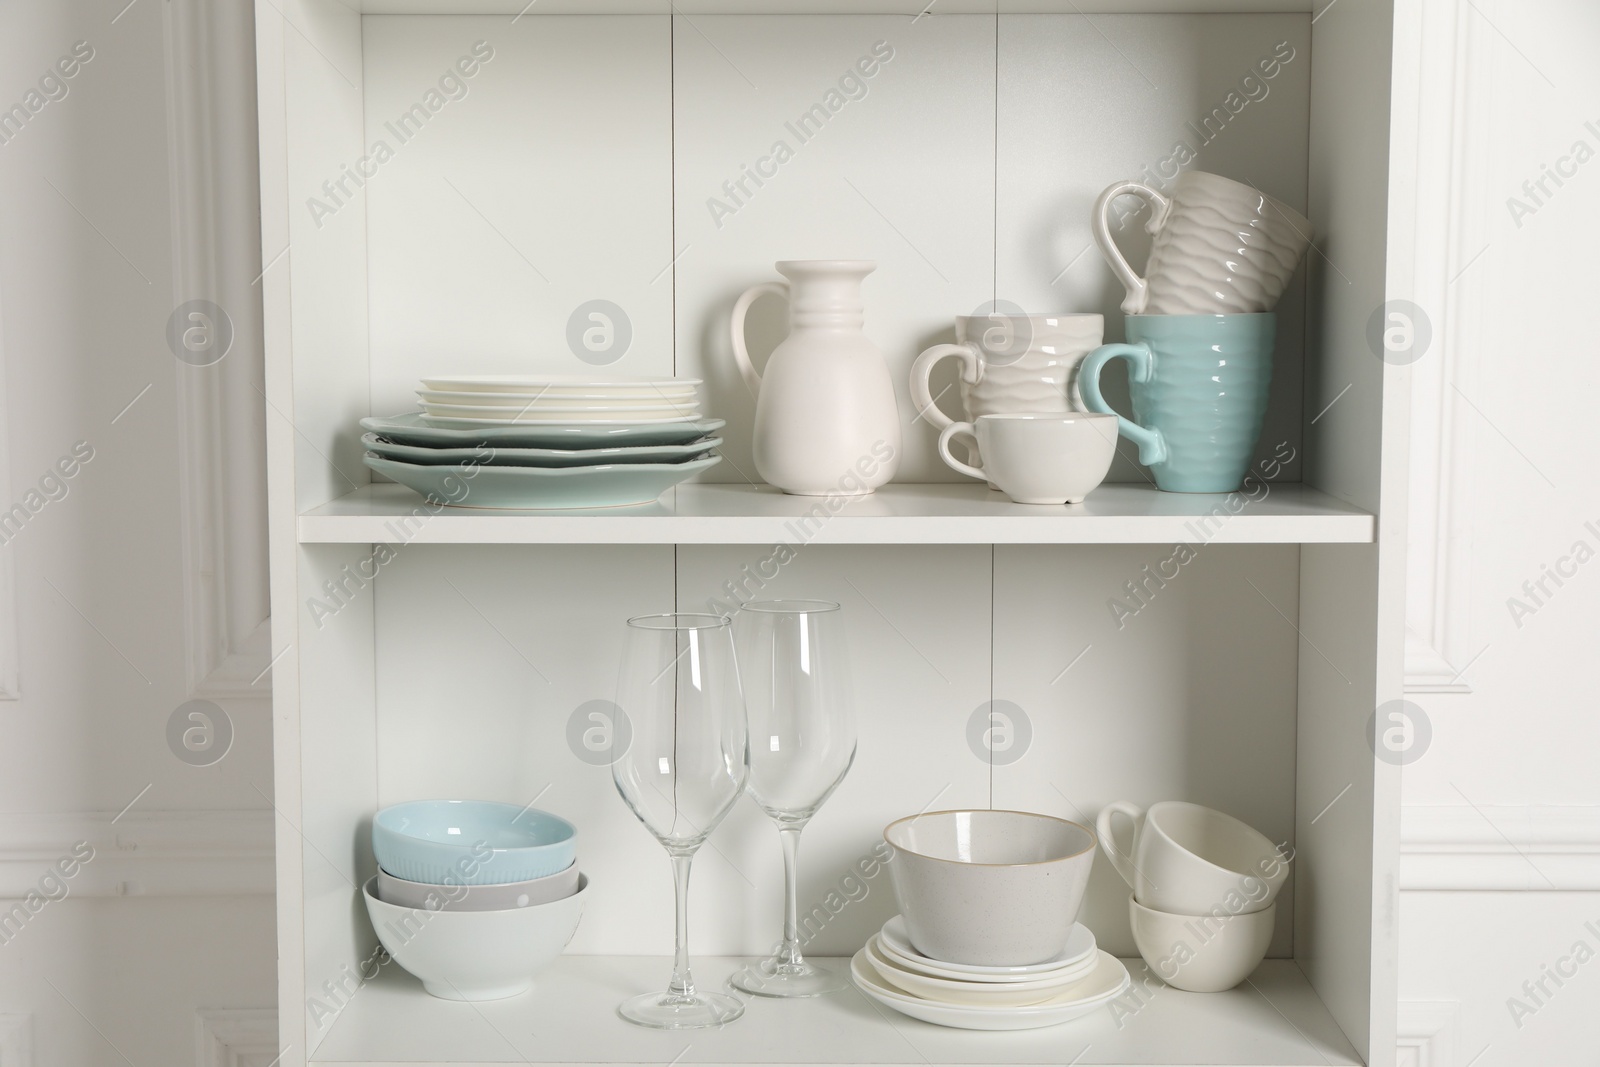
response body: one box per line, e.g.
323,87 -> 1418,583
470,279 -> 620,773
360,414 -> 725,449
849,948 -> 1130,1031
875,916 -> 1097,984
362,454 -> 720,510
421,408 -> 702,427
1079,313 -> 1274,493
360,432 -> 721,468
420,375 -> 702,396
1128,897 -> 1276,993
419,398 -> 699,416
1093,170 -> 1313,314
416,388 -> 698,406
376,863 -> 581,912
611,614 -> 750,1029
730,260 -> 902,495
1096,800 -> 1289,915
362,875 -> 587,1001
936,413 -> 1117,505
731,601 -> 856,998
863,939 -> 1079,1008
869,934 -> 1098,994
372,801 -> 576,886
883,809 -> 1096,966
910,313 -> 1103,472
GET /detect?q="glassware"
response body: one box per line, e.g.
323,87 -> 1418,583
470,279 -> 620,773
612,613 -> 750,1029
729,600 -> 857,997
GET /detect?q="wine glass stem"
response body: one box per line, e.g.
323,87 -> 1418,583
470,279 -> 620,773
668,849 -> 696,998
778,825 -> 805,967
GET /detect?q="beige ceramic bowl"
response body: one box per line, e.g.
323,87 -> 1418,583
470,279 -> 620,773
883,809 -> 1096,967
1128,896 -> 1275,992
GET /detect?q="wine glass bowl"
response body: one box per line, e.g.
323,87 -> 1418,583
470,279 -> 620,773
730,599 -> 857,998
612,612 -> 750,1029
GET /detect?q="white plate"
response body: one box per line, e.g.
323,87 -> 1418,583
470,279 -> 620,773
864,939 -> 1094,1007
361,414 -> 725,448
850,949 -> 1130,1031
870,935 -> 1098,993
422,401 -> 696,417
421,375 -> 701,395
420,412 -> 703,428
417,388 -> 697,407
879,915 -> 1097,979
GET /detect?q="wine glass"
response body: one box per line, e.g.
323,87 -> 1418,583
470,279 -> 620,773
729,600 -> 857,997
612,613 -> 750,1029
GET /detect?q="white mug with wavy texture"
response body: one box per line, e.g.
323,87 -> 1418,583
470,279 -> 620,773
1092,171 -> 1313,315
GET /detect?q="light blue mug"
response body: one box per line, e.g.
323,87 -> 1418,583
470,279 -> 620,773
1079,314 -> 1275,493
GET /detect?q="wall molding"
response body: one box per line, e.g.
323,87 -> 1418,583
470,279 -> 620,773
0,811 -> 273,899
1402,805 -> 1600,891
164,0 -> 273,703
196,1008 -> 280,1067
0,285 -> 19,702
1402,0 -> 1493,694
1396,1000 -> 1458,1067
0,1012 -> 32,1066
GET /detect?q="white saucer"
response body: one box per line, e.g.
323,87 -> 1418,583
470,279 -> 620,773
879,915 -> 1097,980
865,937 -> 1097,1006
850,948 -> 1130,1031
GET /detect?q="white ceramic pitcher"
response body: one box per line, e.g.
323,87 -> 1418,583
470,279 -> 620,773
730,260 -> 902,496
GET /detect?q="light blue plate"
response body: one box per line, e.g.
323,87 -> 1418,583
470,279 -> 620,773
363,452 -> 721,509
361,412 -> 725,449
372,800 -> 576,886
361,431 -> 721,467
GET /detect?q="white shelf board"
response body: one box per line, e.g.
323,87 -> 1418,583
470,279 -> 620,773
298,483 -> 1372,545
311,956 -> 1360,1066
352,2 -> 1316,14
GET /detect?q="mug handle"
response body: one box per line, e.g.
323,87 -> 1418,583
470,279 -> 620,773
1079,343 -> 1169,468
1091,180 -> 1174,315
729,282 -> 788,399
910,343 -> 983,433
1096,800 -> 1145,891
936,421 -> 986,481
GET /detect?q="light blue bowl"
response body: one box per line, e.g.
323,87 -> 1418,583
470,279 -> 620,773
372,800 -> 576,886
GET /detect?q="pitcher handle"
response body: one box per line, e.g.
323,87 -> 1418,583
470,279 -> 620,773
1091,180 -> 1172,315
910,343 -> 983,433
1079,343 -> 1169,469
729,282 -> 788,398
1096,800 -> 1145,891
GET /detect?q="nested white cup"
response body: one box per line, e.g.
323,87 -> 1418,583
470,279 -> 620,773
936,413 -> 1116,505
1096,800 -> 1289,915
1092,170 -> 1313,315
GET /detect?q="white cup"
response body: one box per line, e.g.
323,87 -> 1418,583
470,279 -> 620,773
1128,897 -> 1275,993
1092,170 -> 1313,315
936,413 -> 1116,505
1096,800 -> 1289,915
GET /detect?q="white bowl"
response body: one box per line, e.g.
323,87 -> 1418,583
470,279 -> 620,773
864,937 -> 1092,1007
376,863 -> 580,911
362,874 -> 587,1001
883,809 -> 1096,966
1128,896 -> 1274,993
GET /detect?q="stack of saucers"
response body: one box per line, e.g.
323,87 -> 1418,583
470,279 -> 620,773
360,376 -> 723,509
853,916 -> 1128,1031
364,800 -> 588,1002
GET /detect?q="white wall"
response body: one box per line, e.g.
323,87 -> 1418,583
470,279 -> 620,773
0,1 -> 275,1064
1397,0 -> 1600,1062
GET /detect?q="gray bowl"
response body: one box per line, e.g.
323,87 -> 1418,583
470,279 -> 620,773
884,809 -> 1095,967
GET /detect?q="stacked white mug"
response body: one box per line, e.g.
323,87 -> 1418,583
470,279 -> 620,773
1096,800 -> 1290,992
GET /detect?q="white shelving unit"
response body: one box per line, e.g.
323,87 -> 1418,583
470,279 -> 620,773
257,3 -> 1411,1066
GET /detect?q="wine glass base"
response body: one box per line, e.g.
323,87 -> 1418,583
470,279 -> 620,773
730,959 -> 850,998
618,990 -> 745,1030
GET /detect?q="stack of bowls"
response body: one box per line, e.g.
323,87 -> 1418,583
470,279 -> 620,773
851,810 -> 1131,1031
364,799 -> 586,1001
360,376 -> 724,509
1098,800 -> 1289,993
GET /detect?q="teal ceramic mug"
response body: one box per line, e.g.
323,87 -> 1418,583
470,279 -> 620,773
1079,314 -> 1275,493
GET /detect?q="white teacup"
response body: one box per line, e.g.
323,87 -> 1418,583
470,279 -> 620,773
1128,897 -> 1275,993
936,413 -> 1116,505
1092,170 -> 1313,315
1096,800 -> 1290,916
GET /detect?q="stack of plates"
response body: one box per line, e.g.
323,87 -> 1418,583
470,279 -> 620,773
851,916 -> 1131,1031
361,376 -> 722,509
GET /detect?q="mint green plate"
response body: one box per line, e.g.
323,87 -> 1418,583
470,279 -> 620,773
362,453 -> 721,509
361,412 -> 724,449
361,432 -> 721,467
